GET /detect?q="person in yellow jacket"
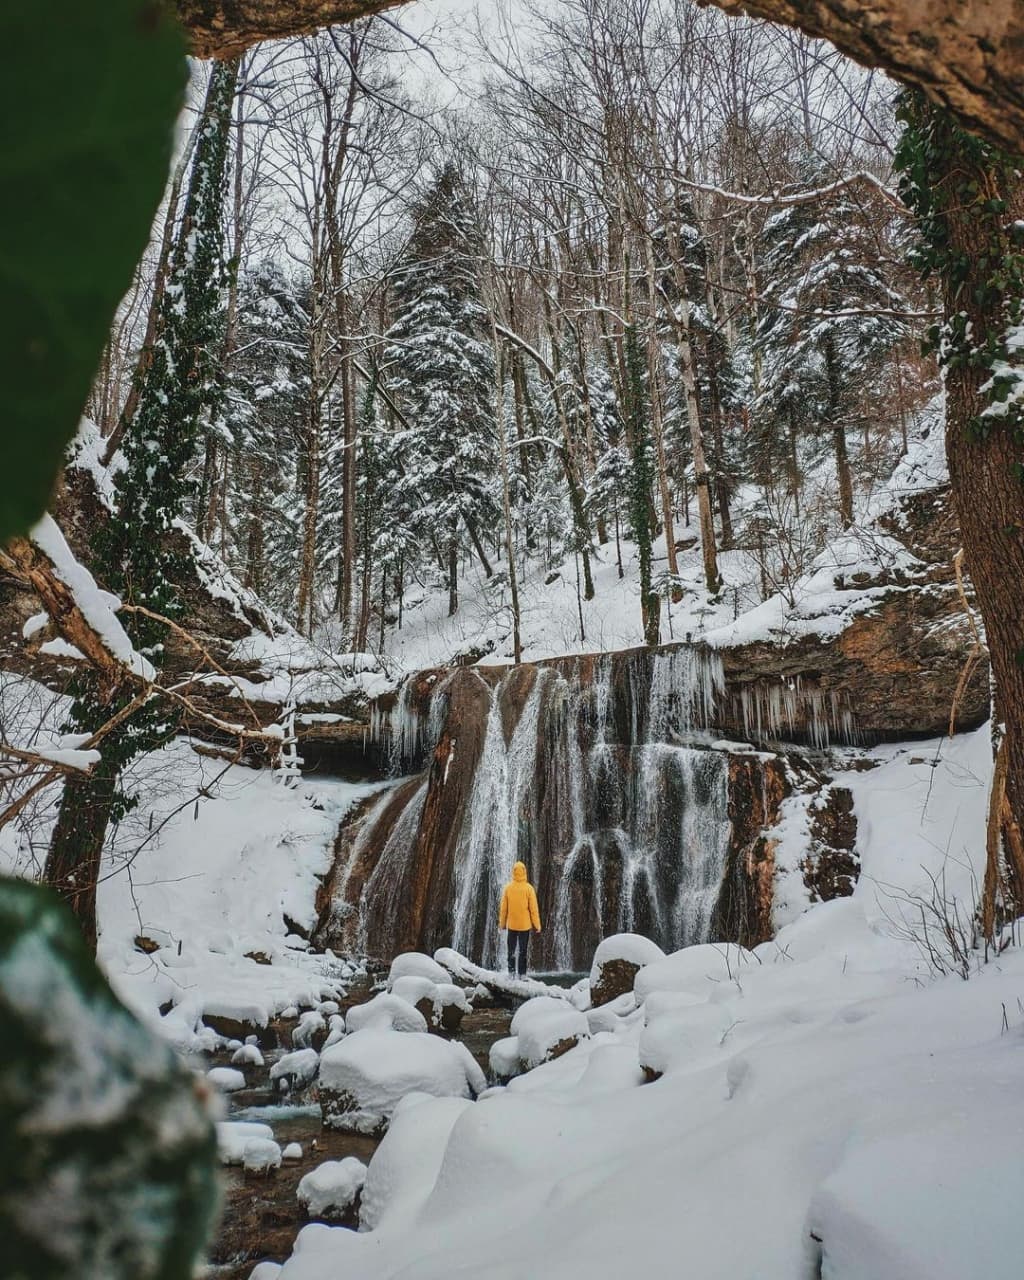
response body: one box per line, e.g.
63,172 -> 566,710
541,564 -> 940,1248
499,861 -> 541,977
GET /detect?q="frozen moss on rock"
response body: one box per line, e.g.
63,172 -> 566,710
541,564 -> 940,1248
0,877 -> 217,1280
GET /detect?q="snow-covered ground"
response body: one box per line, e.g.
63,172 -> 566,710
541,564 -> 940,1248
258,722 -> 1024,1280
0,673 -> 383,1048
365,406 -> 948,674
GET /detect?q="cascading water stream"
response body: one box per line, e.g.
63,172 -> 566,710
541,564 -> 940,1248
442,646 -> 734,969
450,669 -> 549,967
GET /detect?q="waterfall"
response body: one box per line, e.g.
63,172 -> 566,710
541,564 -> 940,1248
442,647 -> 733,970
450,669 -> 549,967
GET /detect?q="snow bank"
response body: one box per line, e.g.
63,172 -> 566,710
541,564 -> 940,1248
297,1158 -> 367,1220
244,1137 -> 283,1173
359,1095 -> 473,1233
633,942 -> 758,1003
318,1030 -> 485,1133
590,934 -> 666,981
89,737 -> 381,1049
589,933 -> 665,1005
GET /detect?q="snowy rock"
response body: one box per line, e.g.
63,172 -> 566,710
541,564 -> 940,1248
292,1010 -> 327,1050
391,975 -> 470,1033
346,992 -> 428,1035
388,951 -> 451,987
282,1142 -> 303,1161
319,1029 -> 485,1134
511,997 -> 590,1070
297,1157 -> 367,1223
217,1121 -> 274,1166
489,1036 -> 522,1081
207,1066 -> 247,1093
317,1000 -> 340,1016
633,943 -> 757,1003
243,1138 -> 283,1174
589,934 -> 666,1007
586,991 -> 639,1035
323,1013 -> 346,1049
270,1048 -> 320,1094
231,1043 -> 265,1068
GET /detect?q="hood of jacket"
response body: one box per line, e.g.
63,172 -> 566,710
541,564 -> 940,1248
512,861 -> 527,882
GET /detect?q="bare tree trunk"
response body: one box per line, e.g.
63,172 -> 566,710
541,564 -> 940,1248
296,395 -> 322,636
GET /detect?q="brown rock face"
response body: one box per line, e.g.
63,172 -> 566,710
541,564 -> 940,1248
802,786 -> 860,901
590,957 -> 642,1008
711,754 -> 790,948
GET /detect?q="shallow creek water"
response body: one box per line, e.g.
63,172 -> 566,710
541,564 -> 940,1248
201,981 -> 515,1279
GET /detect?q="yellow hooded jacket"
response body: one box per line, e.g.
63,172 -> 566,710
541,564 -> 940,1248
499,862 -> 541,932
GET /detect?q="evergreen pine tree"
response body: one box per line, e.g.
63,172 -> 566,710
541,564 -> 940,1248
382,163 -> 497,616
755,158 -> 908,526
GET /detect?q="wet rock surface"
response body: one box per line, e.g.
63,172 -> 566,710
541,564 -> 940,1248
202,977 -> 512,1279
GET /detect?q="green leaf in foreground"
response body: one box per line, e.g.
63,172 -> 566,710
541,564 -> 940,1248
0,2 -> 185,545
0,876 -> 219,1280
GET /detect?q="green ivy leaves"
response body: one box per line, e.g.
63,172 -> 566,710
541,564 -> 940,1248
0,877 -> 218,1279
0,2 -> 185,544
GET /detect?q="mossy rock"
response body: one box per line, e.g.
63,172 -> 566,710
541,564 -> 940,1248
0,877 -> 218,1280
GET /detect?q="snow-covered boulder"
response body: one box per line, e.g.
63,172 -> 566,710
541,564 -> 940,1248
391,975 -> 471,1034
319,1029 -> 486,1134
323,1012 -> 346,1049
269,1047 -> 320,1094
637,1002 -> 737,1079
489,1036 -> 522,1081
297,1157 -> 367,1224
216,1120 -> 274,1166
243,1137 -> 283,1174
292,1010 -> 327,1050
282,1142 -> 303,1161
511,997 -> 590,1070
388,952 -> 452,988
207,1066 -> 247,1093
589,934 -> 666,1007
231,1042 -> 264,1068
633,943 -> 757,1003
586,991 -> 639,1035
345,992 -> 429,1035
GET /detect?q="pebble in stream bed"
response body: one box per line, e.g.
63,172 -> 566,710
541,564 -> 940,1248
202,979 -> 513,1279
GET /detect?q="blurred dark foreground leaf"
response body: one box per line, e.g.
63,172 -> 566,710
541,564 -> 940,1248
0,1 -> 185,543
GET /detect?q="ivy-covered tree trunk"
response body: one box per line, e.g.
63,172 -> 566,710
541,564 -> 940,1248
897,96 -> 1024,916
42,756 -> 119,954
44,59 -> 239,948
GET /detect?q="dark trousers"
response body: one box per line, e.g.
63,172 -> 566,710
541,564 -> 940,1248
507,929 -> 530,977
